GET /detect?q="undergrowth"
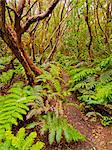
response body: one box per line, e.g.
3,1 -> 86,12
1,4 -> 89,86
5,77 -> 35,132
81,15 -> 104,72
0,63 -> 85,146
66,55 -> 112,126
40,112 -> 85,145
69,55 -> 112,105
0,59 -> 25,85
0,83 -> 36,133
26,63 -> 85,144
0,127 -> 44,150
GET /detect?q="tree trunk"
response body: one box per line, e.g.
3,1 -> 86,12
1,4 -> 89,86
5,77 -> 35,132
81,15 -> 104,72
0,0 -> 59,84
0,0 -> 39,85
0,27 -> 36,85
0,25 -> 42,85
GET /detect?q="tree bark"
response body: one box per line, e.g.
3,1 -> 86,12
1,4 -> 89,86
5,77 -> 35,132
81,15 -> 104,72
0,0 -> 42,85
0,0 -> 59,84
0,27 -> 35,85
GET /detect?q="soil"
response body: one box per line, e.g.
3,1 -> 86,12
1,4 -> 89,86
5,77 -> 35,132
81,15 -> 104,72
39,71 -> 112,150
40,97 -> 112,150
63,103 -> 112,150
56,71 -> 112,150
0,70 -> 112,150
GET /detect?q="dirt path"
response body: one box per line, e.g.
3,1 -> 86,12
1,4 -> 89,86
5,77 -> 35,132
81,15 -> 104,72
64,103 -> 112,150
61,71 -> 112,150
45,101 -> 112,150
1,70 -> 112,150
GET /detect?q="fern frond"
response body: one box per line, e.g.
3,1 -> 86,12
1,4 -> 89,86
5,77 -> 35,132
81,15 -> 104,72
64,126 -> 72,143
22,132 -> 37,150
56,126 -> 62,143
96,55 -> 112,71
69,55 -> 112,105
0,128 -> 44,150
41,113 -> 85,144
0,86 -> 36,132
49,129 -> 56,145
31,142 -> 45,150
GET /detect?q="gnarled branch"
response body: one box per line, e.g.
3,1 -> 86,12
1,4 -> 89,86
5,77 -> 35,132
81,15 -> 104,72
21,0 -> 60,34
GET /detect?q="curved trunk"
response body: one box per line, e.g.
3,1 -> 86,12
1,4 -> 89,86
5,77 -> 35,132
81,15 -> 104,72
0,0 -> 59,84
0,28 -> 35,85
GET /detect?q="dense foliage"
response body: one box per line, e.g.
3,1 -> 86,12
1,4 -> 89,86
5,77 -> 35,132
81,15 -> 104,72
0,128 -> 44,150
69,55 -> 112,105
0,0 -> 112,149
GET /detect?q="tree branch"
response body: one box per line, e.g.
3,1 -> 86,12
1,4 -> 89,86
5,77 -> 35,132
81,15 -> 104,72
0,0 -> 6,30
6,5 -> 13,24
21,0 -> 38,19
21,0 -> 60,34
17,0 -> 26,16
6,5 -> 17,16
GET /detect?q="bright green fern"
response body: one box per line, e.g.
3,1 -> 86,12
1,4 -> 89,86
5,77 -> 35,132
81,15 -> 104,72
0,85 -> 36,132
40,112 -> 85,145
69,55 -> 112,105
0,127 -> 44,150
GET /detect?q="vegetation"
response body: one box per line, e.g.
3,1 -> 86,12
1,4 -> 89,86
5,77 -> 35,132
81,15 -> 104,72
0,128 -> 44,150
40,113 -> 85,145
0,0 -> 112,149
69,55 -> 112,105
0,84 -> 36,132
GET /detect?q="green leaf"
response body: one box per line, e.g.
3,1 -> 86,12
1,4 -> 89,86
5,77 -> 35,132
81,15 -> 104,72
26,122 -> 38,129
56,127 -> 62,143
22,132 -> 37,150
49,129 -> 56,145
31,142 -> 45,150
64,127 -> 72,143
52,79 -> 61,92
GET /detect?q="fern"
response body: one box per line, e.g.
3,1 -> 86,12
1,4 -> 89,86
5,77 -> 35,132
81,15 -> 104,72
100,69 -> 112,84
69,55 -> 112,105
94,83 -> 112,104
70,68 -> 96,84
0,59 -> 26,85
101,116 -> 112,126
56,53 -> 78,69
0,69 -> 14,84
0,128 -> 44,150
0,85 -> 36,132
40,113 -> 85,145
96,55 -> 112,71
14,62 -> 25,76
35,63 -> 68,102
0,55 -> 12,70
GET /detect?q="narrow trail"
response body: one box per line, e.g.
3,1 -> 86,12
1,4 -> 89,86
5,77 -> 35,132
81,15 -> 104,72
65,104 -> 112,150
0,70 -> 112,150
62,71 -> 112,150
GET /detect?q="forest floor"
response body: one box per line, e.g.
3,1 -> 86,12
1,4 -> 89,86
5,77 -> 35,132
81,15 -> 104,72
50,71 -> 112,150
0,71 -> 112,150
63,99 -> 112,150
42,98 -> 112,150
